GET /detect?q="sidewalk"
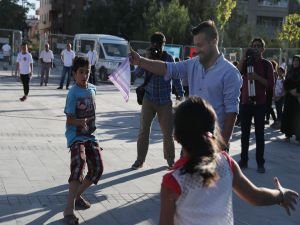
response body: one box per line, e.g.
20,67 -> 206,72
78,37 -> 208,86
0,73 -> 299,225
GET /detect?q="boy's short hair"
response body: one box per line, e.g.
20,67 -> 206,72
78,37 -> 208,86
21,42 -> 27,46
191,20 -> 219,41
251,37 -> 266,48
72,56 -> 90,73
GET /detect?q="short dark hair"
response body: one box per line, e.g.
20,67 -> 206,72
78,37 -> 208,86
72,56 -> 90,73
191,20 -> 219,41
150,32 -> 166,46
21,42 -> 27,46
251,37 -> 265,48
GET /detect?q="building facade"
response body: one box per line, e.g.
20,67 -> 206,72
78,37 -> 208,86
237,0 -> 291,38
37,0 -> 93,35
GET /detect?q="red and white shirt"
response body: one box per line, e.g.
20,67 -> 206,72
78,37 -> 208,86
162,151 -> 234,225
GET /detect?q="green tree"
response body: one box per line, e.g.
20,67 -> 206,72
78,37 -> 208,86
0,0 -> 32,30
144,0 -> 190,44
85,0 -> 147,40
215,0 -> 237,48
179,0 -> 214,25
216,0 -> 237,30
278,13 -> 300,47
224,8 -> 252,47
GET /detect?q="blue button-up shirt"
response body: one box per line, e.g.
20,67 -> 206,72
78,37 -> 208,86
135,52 -> 184,105
165,54 -> 242,129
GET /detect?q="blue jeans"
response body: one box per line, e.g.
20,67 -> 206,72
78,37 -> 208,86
240,104 -> 266,166
59,66 -> 72,88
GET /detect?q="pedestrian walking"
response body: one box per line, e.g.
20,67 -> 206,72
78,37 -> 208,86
57,43 -> 75,90
16,42 -> 33,102
63,57 -> 103,225
39,43 -> 54,86
159,96 -> 299,225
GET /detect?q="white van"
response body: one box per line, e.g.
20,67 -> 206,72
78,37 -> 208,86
73,34 -> 129,82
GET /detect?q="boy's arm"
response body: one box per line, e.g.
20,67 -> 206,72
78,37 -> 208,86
66,116 -> 88,128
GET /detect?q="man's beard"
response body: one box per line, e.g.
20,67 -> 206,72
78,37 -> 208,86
198,51 -> 213,65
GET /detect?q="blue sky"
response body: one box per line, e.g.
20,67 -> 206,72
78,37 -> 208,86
18,0 -> 39,16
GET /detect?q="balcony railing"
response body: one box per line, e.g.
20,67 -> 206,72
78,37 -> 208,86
257,0 -> 288,8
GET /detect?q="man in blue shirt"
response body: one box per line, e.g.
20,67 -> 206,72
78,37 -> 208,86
130,21 -> 242,150
131,32 -> 184,170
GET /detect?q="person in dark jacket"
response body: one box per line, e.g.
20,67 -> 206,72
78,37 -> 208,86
281,55 -> 300,143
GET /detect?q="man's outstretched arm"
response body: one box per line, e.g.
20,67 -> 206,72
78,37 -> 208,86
130,48 -> 167,75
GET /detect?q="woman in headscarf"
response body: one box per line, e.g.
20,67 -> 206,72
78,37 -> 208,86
281,55 -> 300,143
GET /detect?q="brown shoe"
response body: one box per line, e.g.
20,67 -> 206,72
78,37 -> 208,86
75,196 -> 91,210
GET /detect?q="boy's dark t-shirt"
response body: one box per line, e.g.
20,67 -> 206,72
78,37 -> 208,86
64,84 -> 97,147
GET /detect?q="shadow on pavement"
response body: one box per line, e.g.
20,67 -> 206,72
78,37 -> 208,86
0,166 -> 166,225
96,111 -> 163,144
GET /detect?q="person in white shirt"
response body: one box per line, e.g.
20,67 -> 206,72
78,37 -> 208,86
39,43 -> 54,86
86,45 -> 97,84
57,43 -> 75,89
16,42 -> 33,102
2,43 -> 11,70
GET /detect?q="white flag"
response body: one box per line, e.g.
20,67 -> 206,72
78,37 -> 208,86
108,57 -> 131,102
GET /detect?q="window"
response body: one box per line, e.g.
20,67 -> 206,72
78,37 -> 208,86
257,0 -> 288,7
256,16 -> 283,27
99,46 -> 105,59
78,40 -> 95,53
102,43 -> 127,57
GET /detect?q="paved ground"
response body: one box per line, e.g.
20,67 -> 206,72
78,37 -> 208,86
0,67 -> 299,225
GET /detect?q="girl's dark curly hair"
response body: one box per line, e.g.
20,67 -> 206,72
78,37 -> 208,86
174,97 -> 225,187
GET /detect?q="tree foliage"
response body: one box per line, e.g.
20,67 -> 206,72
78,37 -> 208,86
179,0 -> 214,25
278,13 -> 300,47
85,0 -> 147,40
216,0 -> 237,30
0,0 -> 32,30
224,8 -> 252,47
143,0 -> 190,44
